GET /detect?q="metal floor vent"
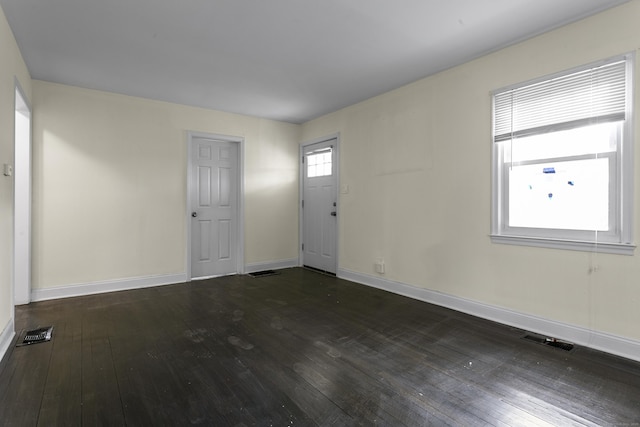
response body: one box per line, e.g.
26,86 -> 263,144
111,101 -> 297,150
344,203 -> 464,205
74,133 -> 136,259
18,326 -> 54,346
523,334 -> 574,352
303,265 -> 336,276
248,270 -> 279,278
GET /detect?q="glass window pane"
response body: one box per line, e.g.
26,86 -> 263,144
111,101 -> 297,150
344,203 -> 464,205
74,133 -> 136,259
306,150 -> 332,177
509,158 -> 609,231
504,122 -> 618,163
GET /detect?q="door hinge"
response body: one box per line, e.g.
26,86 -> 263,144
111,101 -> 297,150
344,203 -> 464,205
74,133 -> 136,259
302,243 -> 304,251
301,200 -> 304,208
302,156 -> 305,164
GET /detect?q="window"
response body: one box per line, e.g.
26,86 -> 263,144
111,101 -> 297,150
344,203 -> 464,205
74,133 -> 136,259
306,147 -> 333,178
491,55 -> 635,254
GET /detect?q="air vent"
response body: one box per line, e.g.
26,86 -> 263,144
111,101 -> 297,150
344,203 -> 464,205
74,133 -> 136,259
17,326 -> 53,346
248,270 -> 278,278
523,334 -> 574,352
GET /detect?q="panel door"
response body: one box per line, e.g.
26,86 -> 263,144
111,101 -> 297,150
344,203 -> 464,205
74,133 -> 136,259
190,138 -> 238,278
302,139 -> 337,274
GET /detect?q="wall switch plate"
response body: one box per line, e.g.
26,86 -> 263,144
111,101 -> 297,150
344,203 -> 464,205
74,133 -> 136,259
3,164 -> 13,177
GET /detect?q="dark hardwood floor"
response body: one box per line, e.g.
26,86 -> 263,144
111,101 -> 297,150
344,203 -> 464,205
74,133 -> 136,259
1,268 -> 639,426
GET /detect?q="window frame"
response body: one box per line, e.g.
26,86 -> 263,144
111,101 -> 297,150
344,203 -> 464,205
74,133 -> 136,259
490,54 -> 635,255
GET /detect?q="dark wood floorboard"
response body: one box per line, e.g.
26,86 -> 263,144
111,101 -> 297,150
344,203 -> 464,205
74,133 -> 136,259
1,267 -> 639,426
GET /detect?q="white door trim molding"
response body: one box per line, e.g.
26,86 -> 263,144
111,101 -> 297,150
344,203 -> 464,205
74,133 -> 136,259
13,79 -> 31,306
299,133 -> 340,272
186,131 -> 245,281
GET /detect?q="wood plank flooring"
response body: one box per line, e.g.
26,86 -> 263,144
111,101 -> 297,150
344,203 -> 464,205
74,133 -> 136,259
1,268 -> 639,426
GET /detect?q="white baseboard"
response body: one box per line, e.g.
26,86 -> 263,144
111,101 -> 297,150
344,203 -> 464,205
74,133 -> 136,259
30,260 -> 300,303
245,258 -> 299,274
338,268 -> 640,363
0,318 -> 16,365
31,273 -> 188,302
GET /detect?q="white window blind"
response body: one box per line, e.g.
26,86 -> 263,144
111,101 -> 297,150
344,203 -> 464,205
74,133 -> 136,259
494,60 -> 627,142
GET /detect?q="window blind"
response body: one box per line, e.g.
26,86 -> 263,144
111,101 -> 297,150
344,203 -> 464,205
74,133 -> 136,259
494,60 -> 627,142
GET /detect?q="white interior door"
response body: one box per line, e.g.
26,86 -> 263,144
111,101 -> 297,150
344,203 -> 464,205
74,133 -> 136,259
190,137 -> 239,279
302,139 -> 337,274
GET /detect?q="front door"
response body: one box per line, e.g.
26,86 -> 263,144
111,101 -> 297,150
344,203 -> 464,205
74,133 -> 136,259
302,139 -> 337,274
190,137 -> 239,279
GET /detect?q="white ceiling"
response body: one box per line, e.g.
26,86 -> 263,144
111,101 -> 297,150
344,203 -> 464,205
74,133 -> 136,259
0,0 -> 630,124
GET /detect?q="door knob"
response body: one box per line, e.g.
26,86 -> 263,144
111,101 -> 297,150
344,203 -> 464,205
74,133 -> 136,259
191,212 -> 198,218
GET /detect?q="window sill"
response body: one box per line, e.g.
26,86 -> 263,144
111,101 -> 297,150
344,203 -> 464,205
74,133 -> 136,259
490,234 -> 636,255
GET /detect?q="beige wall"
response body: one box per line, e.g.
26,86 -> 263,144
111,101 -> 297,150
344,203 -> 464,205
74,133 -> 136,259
302,1 -> 640,342
0,7 -> 31,334
32,81 -> 300,289
6,1 -> 640,355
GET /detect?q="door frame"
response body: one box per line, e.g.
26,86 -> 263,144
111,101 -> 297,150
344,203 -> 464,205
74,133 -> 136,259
14,80 -> 31,305
299,133 -> 340,273
186,131 -> 245,281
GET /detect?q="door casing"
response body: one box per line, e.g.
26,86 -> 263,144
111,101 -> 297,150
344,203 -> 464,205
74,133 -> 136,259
186,131 -> 244,280
14,81 -> 31,305
299,133 -> 340,274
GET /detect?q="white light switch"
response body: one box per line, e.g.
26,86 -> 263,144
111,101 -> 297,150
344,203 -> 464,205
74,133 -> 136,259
3,164 -> 13,177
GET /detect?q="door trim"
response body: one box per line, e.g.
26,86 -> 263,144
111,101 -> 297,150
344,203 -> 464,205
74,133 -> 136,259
186,131 -> 245,281
14,79 -> 31,305
299,133 -> 340,272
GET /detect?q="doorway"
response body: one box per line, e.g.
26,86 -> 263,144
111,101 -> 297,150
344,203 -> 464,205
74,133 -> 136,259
301,137 -> 338,274
187,133 -> 243,280
14,83 -> 31,305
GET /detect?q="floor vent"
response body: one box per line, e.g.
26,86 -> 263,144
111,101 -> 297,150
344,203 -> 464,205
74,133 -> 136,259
303,265 -> 336,276
523,334 -> 574,352
18,326 -> 53,346
248,270 -> 279,278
